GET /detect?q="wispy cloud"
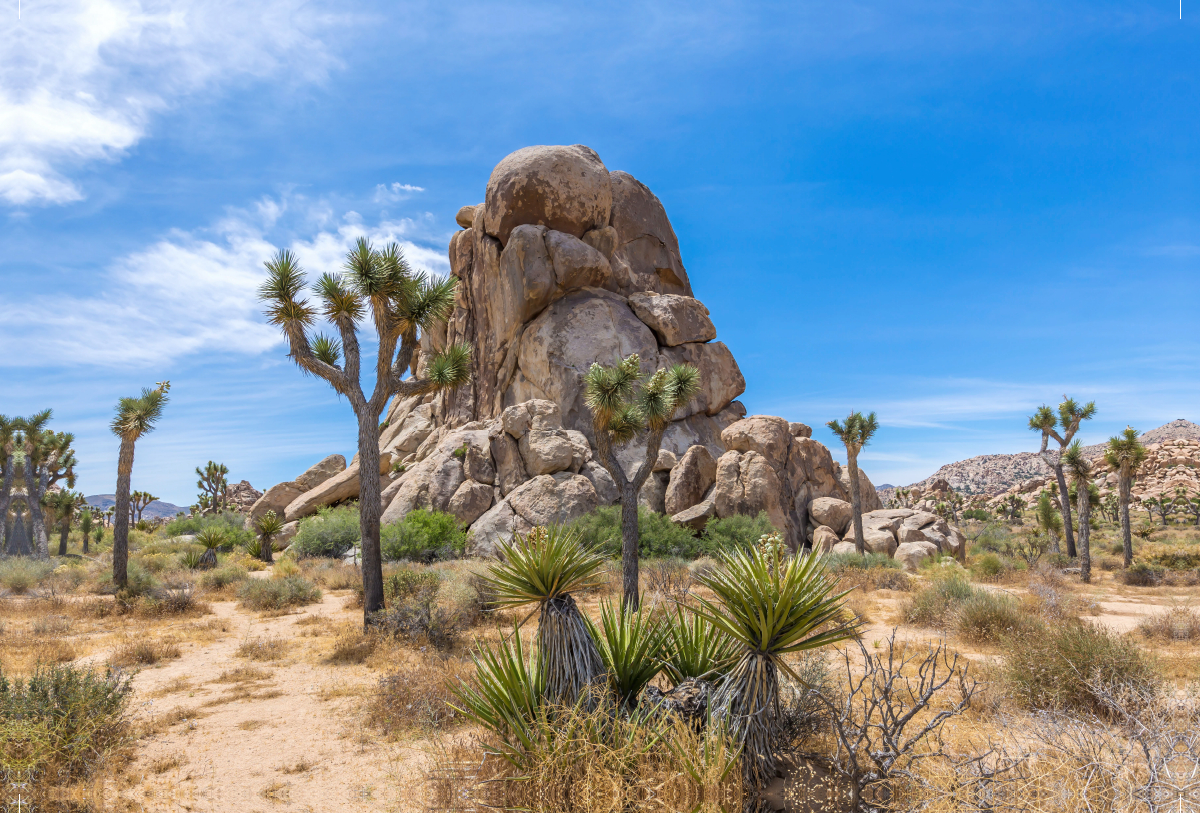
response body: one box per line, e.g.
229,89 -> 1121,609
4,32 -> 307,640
1,0 -> 344,206
0,191 -> 453,367
373,183 -> 425,203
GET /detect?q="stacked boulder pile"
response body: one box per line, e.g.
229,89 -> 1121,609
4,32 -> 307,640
251,143 -> 962,568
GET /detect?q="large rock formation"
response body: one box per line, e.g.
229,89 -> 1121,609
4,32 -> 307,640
264,144 -> 888,555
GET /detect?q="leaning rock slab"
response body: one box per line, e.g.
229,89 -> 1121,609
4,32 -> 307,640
627,292 -> 716,347
664,444 -> 717,516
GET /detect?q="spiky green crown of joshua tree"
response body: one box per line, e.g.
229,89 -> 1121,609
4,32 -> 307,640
583,354 -> 701,442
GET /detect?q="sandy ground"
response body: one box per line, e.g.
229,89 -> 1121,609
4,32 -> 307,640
112,593 -> 432,813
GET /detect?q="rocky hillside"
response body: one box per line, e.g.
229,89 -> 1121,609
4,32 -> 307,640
85,496 -> 187,519
254,144 -> 885,554
897,452 -> 1052,497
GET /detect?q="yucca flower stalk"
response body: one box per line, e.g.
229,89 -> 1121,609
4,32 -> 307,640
259,240 -> 471,627
691,547 -> 857,788
477,526 -> 606,707
584,354 -> 700,610
586,596 -> 667,711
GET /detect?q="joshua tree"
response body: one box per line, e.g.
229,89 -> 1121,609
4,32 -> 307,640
254,510 -> 284,565
1029,397 -> 1096,558
1035,490 -> 1063,548
92,523 -> 104,550
1104,427 -> 1147,569
111,383 -> 170,589
0,415 -> 18,553
1062,441 -> 1094,583
44,490 -> 84,556
827,411 -> 879,556
583,354 -> 700,609
129,490 -> 158,523
17,411 -> 77,560
78,507 -> 94,555
1002,493 -> 1025,524
1100,493 -> 1121,525
195,461 -> 229,514
259,240 -> 469,626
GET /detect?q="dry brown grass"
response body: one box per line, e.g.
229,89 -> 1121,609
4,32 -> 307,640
109,634 -> 182,667
148,752 -> 187,775
237,719 -> 269,731
212,665 -> 273,684
235,635 -> 290,661
147,676 -> 194,698
137,706 -> 207,738
1139,605 -> 1200,642
278,758 -> 314,774
327,625 -> 379,664
367,657 -> 474,738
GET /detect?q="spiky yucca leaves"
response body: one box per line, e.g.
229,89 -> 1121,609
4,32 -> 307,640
450,628 -> 544,768
660,606 -> 739,687
478,526 -> 606,707
195,528 -> 224,569
583,355 -> 701,610
586,597 -> 667,710
254,510 -> 285,564
691,547 -> 856,788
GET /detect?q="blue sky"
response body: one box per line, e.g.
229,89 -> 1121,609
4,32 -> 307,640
3,1 -> 1199,504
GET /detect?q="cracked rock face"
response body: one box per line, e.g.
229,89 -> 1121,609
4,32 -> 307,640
264,144 -> 902,558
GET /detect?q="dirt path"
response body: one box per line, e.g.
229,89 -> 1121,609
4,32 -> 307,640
114,593 -> 430,813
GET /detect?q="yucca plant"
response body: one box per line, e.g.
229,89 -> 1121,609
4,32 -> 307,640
691,547 -> 857,788
477,526 -> 606,707
254,510 -> 285,564
660,606 -> 738,687
181,549 -> 203,570
449,629 -> 544,768
587,596 -> 667,711
242,537 -> 264,559
195,528 -> 225,570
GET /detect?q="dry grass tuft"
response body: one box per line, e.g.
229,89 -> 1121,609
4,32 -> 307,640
212,665 -> 273,684
368,658 -> 473,737
148,752 -> 187,774
279,758 -> 314,775
236,635 -> 290,661
1138,605 -> 1200,642
237,719 -> 269,731
109,635 -> 182,667
327,627 -> 378,664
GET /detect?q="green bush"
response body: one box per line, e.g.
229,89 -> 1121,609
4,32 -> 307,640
289,506 -> 360,559
384,568 -> 441,601
962,508 -> 992,521
954,590 -> 1032,643
569,505 -> 702,559
163,511 -> 251,548
973,523 -> 1012,553
236,575 -> 322,610
0,558 -> 55,594
970,552 -> 1009,579
700,512 -> 777,555
1121,560 -> 1165,586
0,663 -> 133,783
200,564 -> 249,591
1004,622 -> 1159,714
825,552 -> 902,572
902,573 -> 975,627
382,509 -> 468,562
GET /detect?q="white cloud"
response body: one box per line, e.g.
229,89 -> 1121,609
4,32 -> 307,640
373,183 -> 426,203
1,192 -> 453,367
1,0 -> 342,206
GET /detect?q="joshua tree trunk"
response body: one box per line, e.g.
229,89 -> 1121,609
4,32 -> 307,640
1119,475 -> 1133,569
113,436 -> 135,589
0,455 -> 14,556
847,452 -> 865,556
1053,463 -> 1076,558
58,522 -> 69,556
22,464 -> 50,560
1077,480 -> 1092,584
358,412 -> 384,620
594,428 -> 663,612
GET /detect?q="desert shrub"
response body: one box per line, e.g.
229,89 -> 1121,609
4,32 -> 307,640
384,568 -> 440,601
136,583 -> 208,617
432,566 -> 487,627
826,552 -> 902,572
236,636 -> 290,660
199,563 -> 248,591
954,590 -> 1033,643
1142,545 -> 1200,571
700,512 -> 776,555
381,509 -> 468,562
973,523 -> 1012,553
370,660 -> 471,736
1023,570 -> 1089,621
837,566 -> 912,592
0,558 -> 55,593
970,551 -> 1011,580
299,559 -> 361,589
327,627 -> 377,664
1003,622 -> 1159,714
773,651 -> 833,747
288,506 -> 360,559
272,556 -> 301,578
107,561 -> 157,600
642,557 -> 692,602
902,573 -> 975,627
236,575 -> 322,611
0,663 -> 133,783
109,636 -> 182,666
1121,560 -> 1165,586
569,505 -> 701,559
371,575 -> 462,650
1138,606 -> 1200,641
962,508 -> 992,521
163,511 -> 251,547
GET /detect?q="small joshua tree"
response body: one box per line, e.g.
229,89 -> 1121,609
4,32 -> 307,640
17,411 -> 77,560
44,490 -> 84,556
1062,441 -> 1094,583
111,383 -> 170,589
195,461 -> 229,514
254,510 -> 284,565
1029,397 -> 1096,558
583,354 -> 699,610
827,411 -> 879,556
130,490 -> 158,524
78,507 -> 94,555
259,239 -> 470,627
1104,427 -> 1147,569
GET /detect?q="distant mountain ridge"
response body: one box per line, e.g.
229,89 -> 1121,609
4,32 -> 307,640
886,419 -> 1200,497
85,495 -> 187,519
